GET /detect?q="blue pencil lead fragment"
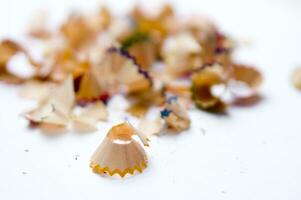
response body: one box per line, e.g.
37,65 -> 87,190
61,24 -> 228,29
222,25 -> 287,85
160,109 -> 172,118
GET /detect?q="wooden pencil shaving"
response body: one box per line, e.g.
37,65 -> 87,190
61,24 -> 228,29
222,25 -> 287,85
160,96 -> 190,132
191,64 -> 228,112
90,122 -> 148,177
24,75 -> 75,127
24,76 -> 107,133
191,63 -> 262,112
162,32 -> 202,76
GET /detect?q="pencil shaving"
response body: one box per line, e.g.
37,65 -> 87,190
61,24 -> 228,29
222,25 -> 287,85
90,122 -> 148,177
24,75 -> 74,127
161,96 -> 190,132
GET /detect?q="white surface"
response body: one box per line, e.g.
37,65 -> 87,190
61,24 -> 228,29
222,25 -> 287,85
0,0 -> 301,199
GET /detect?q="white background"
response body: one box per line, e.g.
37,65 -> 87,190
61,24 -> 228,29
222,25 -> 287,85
0,0 -> 301,199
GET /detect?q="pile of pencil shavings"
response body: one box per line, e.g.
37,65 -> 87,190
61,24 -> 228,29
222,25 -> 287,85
0,4 -> 262,178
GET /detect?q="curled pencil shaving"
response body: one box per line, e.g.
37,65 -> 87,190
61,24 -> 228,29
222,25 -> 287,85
191,64 -> 227,112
